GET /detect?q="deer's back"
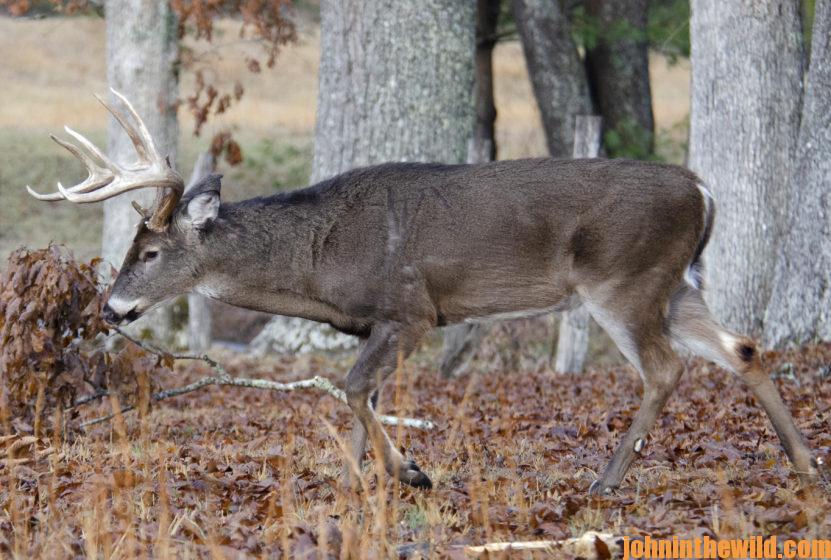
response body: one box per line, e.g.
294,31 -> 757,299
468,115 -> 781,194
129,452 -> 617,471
291,158 -> 706,326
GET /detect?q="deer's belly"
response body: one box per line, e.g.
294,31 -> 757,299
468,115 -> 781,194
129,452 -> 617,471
462,295 -> 580,323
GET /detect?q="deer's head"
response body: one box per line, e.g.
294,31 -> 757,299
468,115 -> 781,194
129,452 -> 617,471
27,90 -> 221,325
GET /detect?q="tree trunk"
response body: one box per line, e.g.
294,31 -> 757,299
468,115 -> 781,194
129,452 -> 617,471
765,0 -> 831,347
554,115 -> 602,373
439,0 -> 500,379
103,0 -> 179,342
253,0 -> 475,356
512,0 -> 592,157
583,0 -> 654,158
688,0 -> 804,338
186,152 -> 216,353
312,0 -> 474,179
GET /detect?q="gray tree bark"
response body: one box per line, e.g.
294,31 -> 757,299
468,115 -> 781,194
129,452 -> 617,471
583,0 -> 654,158
554,115 -> 602,373
186,152 -> 216,353
688,0 -> 804,338
512,0 -> 593,157
104,0 -> 179,341
253,0 -> 475,356
312,0 -> 474,180
765,0 -> 831,347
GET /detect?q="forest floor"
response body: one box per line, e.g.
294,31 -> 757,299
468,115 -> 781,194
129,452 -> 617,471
1,341 -> 829,558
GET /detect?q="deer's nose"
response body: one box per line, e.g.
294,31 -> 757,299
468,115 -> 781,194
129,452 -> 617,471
103,298 -> 143,325
102,303 -> 122,325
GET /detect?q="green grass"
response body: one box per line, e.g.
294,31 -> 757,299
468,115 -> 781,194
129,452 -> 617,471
238,137 -> 313,192
0,128 -> 102,264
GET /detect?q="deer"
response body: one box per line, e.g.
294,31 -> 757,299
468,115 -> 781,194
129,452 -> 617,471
28,90 -> 824,494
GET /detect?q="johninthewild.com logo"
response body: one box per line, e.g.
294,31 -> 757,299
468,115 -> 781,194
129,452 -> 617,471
622,535 -> 831,559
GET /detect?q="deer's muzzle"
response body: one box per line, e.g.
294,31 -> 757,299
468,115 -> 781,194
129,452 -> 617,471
103,302 -> 141,325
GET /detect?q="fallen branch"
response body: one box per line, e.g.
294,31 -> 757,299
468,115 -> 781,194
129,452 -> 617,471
463,531 -> 622,558
0,435 -> 57,470
78,328 -> 435,431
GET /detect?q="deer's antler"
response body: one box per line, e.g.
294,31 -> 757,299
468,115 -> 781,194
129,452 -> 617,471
27,89 -> 184,233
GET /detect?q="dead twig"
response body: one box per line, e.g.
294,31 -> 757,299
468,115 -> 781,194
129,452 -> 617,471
0,435 -> 57,470
78,328 -> 435,431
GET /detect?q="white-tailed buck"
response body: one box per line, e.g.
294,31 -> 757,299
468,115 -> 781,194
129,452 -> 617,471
29,91 -> 823,493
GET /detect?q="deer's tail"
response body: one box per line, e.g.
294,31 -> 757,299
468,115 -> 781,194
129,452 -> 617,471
684,180 -> 715,290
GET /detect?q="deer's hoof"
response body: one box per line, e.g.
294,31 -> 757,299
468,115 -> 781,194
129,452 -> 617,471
400,460 -> 433,490
588,479 -> 616,496
799,461 -> 830,493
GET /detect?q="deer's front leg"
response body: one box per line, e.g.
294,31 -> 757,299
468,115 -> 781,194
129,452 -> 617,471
344,321 -> 432,489
343,389 -> 377,489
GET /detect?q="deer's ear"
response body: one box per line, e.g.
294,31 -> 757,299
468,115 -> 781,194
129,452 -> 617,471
180,173 -> 222,230
184,191 -> 220,228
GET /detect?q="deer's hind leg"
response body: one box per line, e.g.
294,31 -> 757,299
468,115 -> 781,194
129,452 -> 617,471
668,285 -> 820,482
582,284 -> 686,495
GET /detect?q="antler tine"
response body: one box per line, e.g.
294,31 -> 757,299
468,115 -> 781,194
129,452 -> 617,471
95,89 -> 159,164
55,178 -> 137,203
63,126 -> 120,173
28,90 -> 184,233
26,185 -> 66,201
25,133 -> 115,200
55,176 -> 159,203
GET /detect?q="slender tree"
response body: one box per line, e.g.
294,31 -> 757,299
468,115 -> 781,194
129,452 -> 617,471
185,152 -> 217,353
511,0 -> 592,157
765,0 -> 831,347
553,115 -> 602,373
689,0 -> 804,337
583,0 -> 654,158
471,0 -> 501,162
104,0 -> 180,340
509,0 -> 598,374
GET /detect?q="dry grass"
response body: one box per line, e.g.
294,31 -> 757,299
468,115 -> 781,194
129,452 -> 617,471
0,16 -> 689,145
1,343 -> 829,558
0,17 -> 320,133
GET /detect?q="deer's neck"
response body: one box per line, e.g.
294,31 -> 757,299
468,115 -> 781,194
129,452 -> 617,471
192,197 -> 352,327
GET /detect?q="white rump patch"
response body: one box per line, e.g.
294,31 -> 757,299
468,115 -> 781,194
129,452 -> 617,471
684,264 -> 704,290
684,181 -> 715,290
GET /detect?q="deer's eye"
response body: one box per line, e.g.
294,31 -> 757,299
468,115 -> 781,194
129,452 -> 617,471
142,250 -> 159,262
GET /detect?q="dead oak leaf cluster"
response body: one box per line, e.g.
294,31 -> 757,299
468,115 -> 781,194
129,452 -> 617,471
0,246 -> 169,438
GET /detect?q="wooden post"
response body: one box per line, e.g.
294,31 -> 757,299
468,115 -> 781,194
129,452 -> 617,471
186,151 -> 216,353
554,115 -> 602,373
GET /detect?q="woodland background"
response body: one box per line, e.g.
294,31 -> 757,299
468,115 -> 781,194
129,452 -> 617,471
0,0 -> 829,558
